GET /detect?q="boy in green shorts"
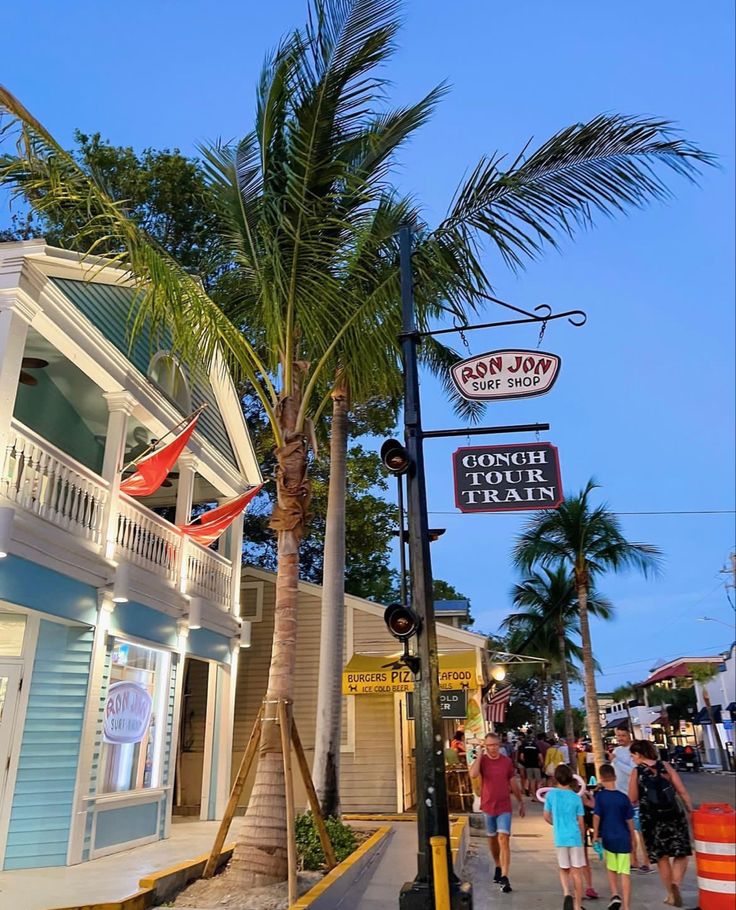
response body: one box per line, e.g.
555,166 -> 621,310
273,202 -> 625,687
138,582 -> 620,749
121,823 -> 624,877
593,763 -> 636,910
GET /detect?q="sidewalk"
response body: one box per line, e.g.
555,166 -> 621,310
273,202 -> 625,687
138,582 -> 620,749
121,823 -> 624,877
352,800 -> 701,910
0,818 -> 220,910
466,797 -> 699,909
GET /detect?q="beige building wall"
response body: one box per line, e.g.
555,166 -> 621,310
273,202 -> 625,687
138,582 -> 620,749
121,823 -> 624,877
231,568 -> 483,814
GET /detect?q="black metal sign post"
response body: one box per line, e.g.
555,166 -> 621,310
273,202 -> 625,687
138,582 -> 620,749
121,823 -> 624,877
395,225 -> 583,909
398,224 -> 460,910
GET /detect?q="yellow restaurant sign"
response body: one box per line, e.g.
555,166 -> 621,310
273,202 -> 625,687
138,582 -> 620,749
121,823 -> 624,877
342,651 -> 482,695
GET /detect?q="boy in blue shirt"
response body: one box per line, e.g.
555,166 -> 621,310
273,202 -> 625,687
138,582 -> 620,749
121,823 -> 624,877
544,764 -> 586,910
593,763 -> 635,910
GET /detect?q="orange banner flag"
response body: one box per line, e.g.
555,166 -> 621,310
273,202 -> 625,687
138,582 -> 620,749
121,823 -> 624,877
179,485 -> 263,546
120,413 -> 200,497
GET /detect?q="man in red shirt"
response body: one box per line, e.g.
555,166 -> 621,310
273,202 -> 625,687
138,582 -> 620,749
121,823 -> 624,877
469,732 -> 526,893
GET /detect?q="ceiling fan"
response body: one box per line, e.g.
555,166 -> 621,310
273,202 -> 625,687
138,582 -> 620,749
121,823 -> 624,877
19,357 -> 49,386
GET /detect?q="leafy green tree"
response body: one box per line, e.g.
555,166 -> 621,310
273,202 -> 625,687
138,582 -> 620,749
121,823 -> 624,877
611,681 -> 639,733
504,567 -> 612,750
513,481 -> 662,773
1,0 -> 709,879
554,707 -> 586,739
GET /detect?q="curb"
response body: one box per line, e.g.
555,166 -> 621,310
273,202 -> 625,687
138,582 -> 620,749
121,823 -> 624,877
292,825 -> 392,909
45,844 -> 236,910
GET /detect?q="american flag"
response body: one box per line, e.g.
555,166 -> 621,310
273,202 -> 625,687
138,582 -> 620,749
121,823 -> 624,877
484,686 -> 511,724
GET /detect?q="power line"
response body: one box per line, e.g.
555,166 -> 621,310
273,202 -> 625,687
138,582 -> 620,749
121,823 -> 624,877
427,509 -> 735,516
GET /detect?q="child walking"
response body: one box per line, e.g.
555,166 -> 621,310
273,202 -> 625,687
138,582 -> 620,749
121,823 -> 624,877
593,763 -> 636,910
544,764 -> 587,910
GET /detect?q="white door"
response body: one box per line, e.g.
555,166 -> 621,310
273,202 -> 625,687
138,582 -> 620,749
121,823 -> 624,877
0,665 -> 22,806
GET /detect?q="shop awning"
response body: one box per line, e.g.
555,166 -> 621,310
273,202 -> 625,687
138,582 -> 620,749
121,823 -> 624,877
342,651 -> 482,695
693,705 -> 723,725
726,702 -> 736,721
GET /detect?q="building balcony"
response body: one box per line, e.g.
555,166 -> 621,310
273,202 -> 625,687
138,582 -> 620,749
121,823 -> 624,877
1,418 -> 234,613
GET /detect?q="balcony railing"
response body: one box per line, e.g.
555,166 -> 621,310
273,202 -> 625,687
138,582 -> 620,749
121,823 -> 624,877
1,420 -> 109,546
2,419 -> 233,612
116,494 -> 181,587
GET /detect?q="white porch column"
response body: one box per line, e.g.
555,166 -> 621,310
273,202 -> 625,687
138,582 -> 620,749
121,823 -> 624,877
67,593 -> 116,865
229,513 -> 245,617
175,454 -> 198,527
0,296 -> 39,459
100,392 -> 137,560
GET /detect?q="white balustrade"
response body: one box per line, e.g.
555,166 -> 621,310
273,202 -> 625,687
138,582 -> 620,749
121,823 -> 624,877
115,495 -> 181,586
0,420 -> 109,545
2,422 -> 234,612
186,540 -> 232,610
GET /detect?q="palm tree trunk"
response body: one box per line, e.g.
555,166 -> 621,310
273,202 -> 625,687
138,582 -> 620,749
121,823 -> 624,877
312,377 -> 349,817
576,568 -> 605,775
546,677 -> 556,734
557,626 -> 576,752
231,387 -> 311,886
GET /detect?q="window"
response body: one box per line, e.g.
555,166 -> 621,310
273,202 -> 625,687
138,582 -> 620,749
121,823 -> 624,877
99,639 -> 171,793
148,352 -> 192,414
0,612 -> 27,657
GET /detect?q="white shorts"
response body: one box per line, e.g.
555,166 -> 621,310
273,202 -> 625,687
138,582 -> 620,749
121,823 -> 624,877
556,846 -> 586,869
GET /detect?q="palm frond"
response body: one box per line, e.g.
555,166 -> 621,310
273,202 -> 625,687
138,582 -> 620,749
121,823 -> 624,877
441,114 -> 715,268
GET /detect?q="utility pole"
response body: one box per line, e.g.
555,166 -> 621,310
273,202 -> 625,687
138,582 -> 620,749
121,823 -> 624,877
719,552 -> 735,611
398,225 -> 470,910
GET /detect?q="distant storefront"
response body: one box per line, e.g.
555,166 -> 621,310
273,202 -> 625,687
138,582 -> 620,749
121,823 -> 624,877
233,568 -> 488,814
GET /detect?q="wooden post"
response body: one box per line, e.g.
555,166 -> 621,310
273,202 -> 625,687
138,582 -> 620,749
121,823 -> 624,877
291,720 -> 337,870
279,700 -> 298,908
203,707 -> 263,879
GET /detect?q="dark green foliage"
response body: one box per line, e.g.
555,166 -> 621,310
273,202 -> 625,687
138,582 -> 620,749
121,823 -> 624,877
554,707 -> 586,738
295,812 -> 357,870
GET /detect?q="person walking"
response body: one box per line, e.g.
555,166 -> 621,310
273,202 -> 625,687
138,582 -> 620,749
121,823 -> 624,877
611,723 -> 653,873
593,763 -> 636,910
628,740 -> 694,907
545,737 -> 566,784
520,737 -> 543,797
544,764 -> 587,910
469,732 -> 526,893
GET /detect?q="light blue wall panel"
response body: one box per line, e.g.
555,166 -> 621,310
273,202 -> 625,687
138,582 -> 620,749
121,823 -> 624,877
4,621 -> 93,869
188,627 -> 232,664
109,602 -> 178,648
93,802 -> 159,851
159,657 -> 179,838
0,556 -> 97,625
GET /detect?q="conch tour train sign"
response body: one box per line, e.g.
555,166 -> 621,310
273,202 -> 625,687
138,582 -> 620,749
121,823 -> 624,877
451,349 -> 561,401
453,442 -> 563,513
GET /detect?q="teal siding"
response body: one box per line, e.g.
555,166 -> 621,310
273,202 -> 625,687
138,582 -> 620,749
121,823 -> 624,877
108,601 -> 178,649
13,370 -> 104,474
94,802 -> 158,851
50,277 -> 237,468
82,649 -> 112,862
4,621 -> 93,870
189,627 -> 232,663
0,556 -> 97,625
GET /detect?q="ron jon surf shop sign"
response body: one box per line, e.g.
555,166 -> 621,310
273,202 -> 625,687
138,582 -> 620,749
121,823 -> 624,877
451,349 -> 561,401
453,442 -> 562,513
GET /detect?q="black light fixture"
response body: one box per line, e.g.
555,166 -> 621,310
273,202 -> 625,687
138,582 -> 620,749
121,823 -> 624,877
380,438 -> 411,475
384,602 -> 422,641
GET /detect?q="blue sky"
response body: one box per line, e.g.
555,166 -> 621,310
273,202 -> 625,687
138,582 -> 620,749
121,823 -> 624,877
3,1 -> 734,692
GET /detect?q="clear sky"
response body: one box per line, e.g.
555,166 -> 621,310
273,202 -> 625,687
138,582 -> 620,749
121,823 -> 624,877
3,1 -> 734,693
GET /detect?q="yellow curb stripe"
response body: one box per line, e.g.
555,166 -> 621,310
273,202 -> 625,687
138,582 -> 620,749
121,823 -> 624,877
45,843 -> 237,910
291,825 -> 393,909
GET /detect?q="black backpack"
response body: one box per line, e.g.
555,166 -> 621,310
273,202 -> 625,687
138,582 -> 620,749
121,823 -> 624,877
639,761 -> 679,813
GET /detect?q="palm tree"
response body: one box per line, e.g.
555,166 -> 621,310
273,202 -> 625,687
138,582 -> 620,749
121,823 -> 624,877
503,566 -> 612,752
513,480 -> 662,773
611,681 -> 638,733
689,663 -> 729,770
1,0 -> 710,880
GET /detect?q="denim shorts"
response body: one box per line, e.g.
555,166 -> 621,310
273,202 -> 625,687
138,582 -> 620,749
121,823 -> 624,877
484,812 -> 512,836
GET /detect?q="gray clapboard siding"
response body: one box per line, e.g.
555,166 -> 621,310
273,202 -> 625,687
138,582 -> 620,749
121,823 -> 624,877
4,620 -> 93,869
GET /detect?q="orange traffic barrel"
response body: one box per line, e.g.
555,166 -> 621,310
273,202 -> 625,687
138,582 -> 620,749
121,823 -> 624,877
693,803 -> 736,909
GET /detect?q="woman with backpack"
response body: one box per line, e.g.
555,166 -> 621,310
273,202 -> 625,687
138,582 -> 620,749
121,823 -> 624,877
628,740 -> 694,907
